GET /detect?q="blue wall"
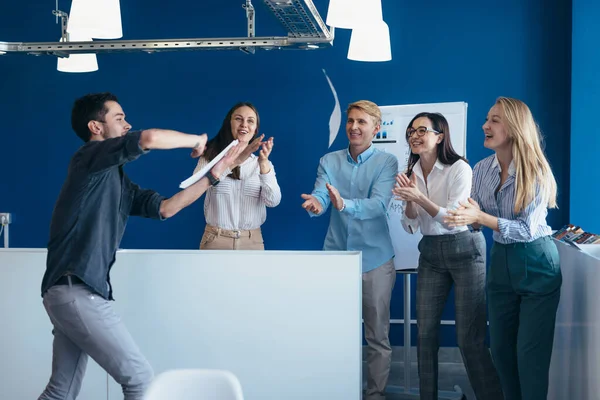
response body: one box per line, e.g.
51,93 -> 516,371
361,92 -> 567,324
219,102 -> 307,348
571,0 -> 599,233
0,0 -> 571,346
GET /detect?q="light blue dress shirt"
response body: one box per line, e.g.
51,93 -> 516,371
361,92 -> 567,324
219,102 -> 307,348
309,145 -> 398,273
471,154 -> 553,244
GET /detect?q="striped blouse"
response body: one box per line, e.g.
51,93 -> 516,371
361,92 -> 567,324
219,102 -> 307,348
471,154 -> 552,244
193,154 -> 281,230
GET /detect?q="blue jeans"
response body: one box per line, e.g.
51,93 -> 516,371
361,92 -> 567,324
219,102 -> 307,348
38,279 -> 153,400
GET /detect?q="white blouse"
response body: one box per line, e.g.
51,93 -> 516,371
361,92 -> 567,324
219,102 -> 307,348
194,154 -> 281,230
401,158 -> 472,236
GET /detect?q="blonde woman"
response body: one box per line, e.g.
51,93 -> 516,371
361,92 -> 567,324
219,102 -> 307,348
446,97 -> 561,400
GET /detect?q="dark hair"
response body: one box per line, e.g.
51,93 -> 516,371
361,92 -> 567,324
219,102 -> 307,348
71,92 -> 119,142
405,112 -> 467,176
204,102 -> 260,180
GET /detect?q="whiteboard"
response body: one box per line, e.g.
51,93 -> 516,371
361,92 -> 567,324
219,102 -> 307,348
373,102 -> 468,270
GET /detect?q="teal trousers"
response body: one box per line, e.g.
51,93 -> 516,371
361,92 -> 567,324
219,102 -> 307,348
488,236 -> 562,400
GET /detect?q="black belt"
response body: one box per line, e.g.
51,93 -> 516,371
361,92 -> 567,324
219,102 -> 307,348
55,275 -> 85,285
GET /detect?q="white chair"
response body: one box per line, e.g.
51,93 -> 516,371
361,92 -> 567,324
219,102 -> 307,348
144,369 -> 244,400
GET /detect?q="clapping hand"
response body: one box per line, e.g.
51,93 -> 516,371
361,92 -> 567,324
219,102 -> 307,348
444,198 -> 481,227
392,173 -> 422,203
258,136 -> 274,173
326,183 -> 344,211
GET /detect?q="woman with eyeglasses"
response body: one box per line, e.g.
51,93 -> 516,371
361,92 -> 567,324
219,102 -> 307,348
393,112 -> 503,400
445,97 -> 561,400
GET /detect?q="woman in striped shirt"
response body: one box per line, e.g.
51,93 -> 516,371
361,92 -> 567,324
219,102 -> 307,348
393,112 -> 503,400
193,102 -> 281,250
446,97 -> 561,400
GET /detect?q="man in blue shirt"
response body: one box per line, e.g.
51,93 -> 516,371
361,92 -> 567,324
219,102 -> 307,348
38,92 -> 246,400
302,100 -> 398,400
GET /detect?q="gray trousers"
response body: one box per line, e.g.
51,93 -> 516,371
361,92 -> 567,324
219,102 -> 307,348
416,231 -> 503,400
363,259 -> 396,400
38,279 -> 153,400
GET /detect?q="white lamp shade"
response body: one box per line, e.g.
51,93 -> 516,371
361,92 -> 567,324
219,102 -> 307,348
67,0 -> 123,39
57,34 -> 98,73
358,0 -> 383,22
326,0 -> 359,29
327,0 -> 384,29
347,20 -> 392,62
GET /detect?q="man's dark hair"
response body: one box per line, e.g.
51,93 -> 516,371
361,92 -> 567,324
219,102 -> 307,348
71,92 -> 119,142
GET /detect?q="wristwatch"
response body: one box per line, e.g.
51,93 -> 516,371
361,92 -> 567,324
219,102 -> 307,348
207,171 -> 220,186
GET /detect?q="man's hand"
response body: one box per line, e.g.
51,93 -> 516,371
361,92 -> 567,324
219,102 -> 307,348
325,183 -> 344,211
259,137 -> 274,174
233,134 -> 265,167
211,141 -> 249,177
301,194 -> 323,214
190,134 -> 208,158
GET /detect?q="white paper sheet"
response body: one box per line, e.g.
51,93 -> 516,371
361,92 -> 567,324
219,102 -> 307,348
179,139 -> 239,189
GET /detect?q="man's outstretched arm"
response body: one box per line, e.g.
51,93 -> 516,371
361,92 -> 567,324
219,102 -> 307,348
139,129 -> 207,154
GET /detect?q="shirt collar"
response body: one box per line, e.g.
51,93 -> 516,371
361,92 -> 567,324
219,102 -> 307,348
346,144 -> 375,164
492,154 -> 516,176
434,159 -> 445,171
412,158 -> 444,179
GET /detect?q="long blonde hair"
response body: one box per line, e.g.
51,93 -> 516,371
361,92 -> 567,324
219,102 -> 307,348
496,97 -> 557,212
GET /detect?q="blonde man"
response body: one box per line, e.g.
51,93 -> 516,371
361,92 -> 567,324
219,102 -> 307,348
446,96 -> 561,400
301,100 -> 398,400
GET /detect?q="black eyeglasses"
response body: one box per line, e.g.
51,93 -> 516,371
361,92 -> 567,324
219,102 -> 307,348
406,126 -> 441,138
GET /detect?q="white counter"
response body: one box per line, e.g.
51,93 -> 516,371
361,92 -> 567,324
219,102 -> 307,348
0,249 -> 362,400
549,240 -> 600,399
